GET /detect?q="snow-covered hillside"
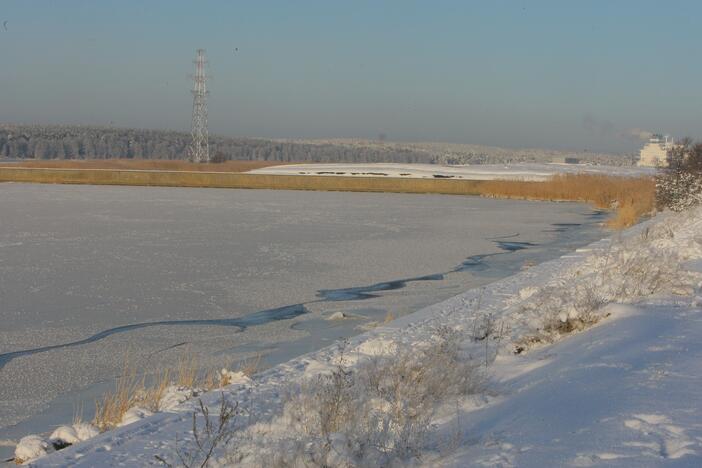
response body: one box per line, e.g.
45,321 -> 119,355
25,207 -> 702,467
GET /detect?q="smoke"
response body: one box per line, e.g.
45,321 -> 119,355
582,113 -> 615,137
617,128 -> 654,142
582,113 -> 654,143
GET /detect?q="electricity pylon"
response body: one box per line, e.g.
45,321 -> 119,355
188,49 -> 209,163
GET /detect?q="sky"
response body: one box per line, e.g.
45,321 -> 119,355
0,1 -> 700,153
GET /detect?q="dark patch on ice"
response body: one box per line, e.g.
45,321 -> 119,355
544,222 -> 582,233
317,273 -> 444,301
588,210 -> 607,219
488,233 -> 521,240
0,303 -> 308,370
495,241 -> 538,252
148,341 -> 190,357
455,254 -> 495,272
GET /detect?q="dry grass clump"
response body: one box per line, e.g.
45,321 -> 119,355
93,362 -> 148,431
93,355 -> 226,431
5,158 -> 284,173
383,310 -> 395,324
237,354 -> 262,378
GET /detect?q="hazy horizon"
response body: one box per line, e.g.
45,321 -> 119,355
1,1 -> 700,153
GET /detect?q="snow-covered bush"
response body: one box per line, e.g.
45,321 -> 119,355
656,139 -> 702,212
225,330 -> 483,467
515,207 -> 702,352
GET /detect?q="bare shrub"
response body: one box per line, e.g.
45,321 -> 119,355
232,330 -> 483,466
155,395 -> 239,468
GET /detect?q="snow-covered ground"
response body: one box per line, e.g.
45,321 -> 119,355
26,206 -> 702,466
250,162 -> 655,180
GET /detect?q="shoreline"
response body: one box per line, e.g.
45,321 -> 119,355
30,210 -> 651,466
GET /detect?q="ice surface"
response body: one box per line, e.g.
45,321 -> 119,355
0,183 -> 604,458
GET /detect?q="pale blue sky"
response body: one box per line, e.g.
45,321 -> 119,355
1,1 -> 700,152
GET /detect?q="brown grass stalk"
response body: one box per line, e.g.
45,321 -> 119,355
93,355 -> 206,430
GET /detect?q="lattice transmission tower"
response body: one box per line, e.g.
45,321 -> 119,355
188,49 -> 209,163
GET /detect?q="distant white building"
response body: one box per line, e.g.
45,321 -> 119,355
638,134 -> 673,167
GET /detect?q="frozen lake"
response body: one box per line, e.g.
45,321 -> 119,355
0,183 -> 606,452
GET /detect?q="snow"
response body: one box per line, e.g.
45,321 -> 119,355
117,407 -> 154,428
439,299 -> 702,466
326,311 -> 348,320
14,435 -> 50,464
28,206 -> 702,466
220,370 -> 252,386
48,426 -> 79,446
251,162 -> 655,180
158,386 -> 203,412
71,424 -> 99,442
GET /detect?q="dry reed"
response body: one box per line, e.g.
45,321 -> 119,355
93,354 -> 215,431
481,173 -> 656,228
383,311 -> 395,324
237,354 -> 262,377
